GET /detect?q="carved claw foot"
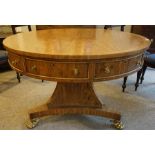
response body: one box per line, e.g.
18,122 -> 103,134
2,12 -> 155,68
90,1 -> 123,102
25,118 -> 40,129
112,120 -> 124,129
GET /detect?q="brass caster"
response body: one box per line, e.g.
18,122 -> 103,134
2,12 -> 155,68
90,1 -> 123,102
25,118 -> 40,129
113,120 -> 124,130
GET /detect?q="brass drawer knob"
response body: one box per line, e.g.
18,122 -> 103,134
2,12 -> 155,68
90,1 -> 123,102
12,60 -> 18,65
104,66 -> 110,73
73,68 -> 79,76
31,65 -> 37,71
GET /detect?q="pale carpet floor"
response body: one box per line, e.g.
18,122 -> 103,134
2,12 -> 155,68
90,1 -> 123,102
0,69 -> 155,130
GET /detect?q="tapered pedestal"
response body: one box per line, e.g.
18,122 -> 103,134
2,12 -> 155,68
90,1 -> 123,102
26,82 -> 122,129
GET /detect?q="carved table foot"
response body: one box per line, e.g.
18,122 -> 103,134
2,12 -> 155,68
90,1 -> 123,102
25,118 -> 40,129
112,120 -> 124,129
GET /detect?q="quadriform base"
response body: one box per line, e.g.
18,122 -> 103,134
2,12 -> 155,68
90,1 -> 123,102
26,82 -> 123,129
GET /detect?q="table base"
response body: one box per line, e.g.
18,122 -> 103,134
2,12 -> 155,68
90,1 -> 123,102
26,82 -> 124,129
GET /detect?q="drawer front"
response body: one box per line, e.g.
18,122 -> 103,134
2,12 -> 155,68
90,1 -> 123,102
95,54 -> 143,79
25,59 -> 88,79
8,53 -> 25,71
127,55 -> 143,72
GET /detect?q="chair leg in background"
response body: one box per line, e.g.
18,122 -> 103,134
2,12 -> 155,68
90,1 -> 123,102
16,72 -> 21,83
140,65 -> 147,84
135,69 -> 142,91
122,76 -> 128,92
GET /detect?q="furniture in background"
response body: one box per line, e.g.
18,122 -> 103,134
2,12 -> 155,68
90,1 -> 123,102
138,51 -> 155,86
131,26 -> 155,53
36,25 -> 96,30
3,28 -> 150,129
11,25 -> 32,82
0,37 -> 8,69
127,26 -> 155,90
105,26 -> 153,91
0,26 -> 12,70
104,25 -> 125,31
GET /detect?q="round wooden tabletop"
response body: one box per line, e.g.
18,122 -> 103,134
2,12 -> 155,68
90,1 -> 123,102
3,28 -> 151,60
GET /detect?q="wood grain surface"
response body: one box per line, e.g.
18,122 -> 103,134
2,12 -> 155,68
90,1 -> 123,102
3,28 -> 151,60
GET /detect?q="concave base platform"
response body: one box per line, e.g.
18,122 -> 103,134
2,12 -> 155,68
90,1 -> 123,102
26,82 -> 123,129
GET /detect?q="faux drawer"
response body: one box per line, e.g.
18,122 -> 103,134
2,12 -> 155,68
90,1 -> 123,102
8,53 -> 25,71
25,58 -> 88,78
95,55 -> 143,78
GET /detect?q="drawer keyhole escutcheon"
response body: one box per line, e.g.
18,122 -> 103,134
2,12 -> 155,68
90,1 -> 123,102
73,68 -> 79,76
31,65 -> 37,71
104,66 -> 110,74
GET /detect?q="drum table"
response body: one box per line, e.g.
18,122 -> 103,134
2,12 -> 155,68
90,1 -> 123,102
3,28 -> 150,129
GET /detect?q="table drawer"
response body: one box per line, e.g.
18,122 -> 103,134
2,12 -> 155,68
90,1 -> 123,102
8,53 -> 25,71
127,55 -> 143,72
25,59 -> 88,79
95,55 -> 143,79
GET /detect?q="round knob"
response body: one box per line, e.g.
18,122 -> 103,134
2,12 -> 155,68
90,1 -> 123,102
104,66 -> 110,74
73,68 -> 79,76
31,65 -> 37,71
